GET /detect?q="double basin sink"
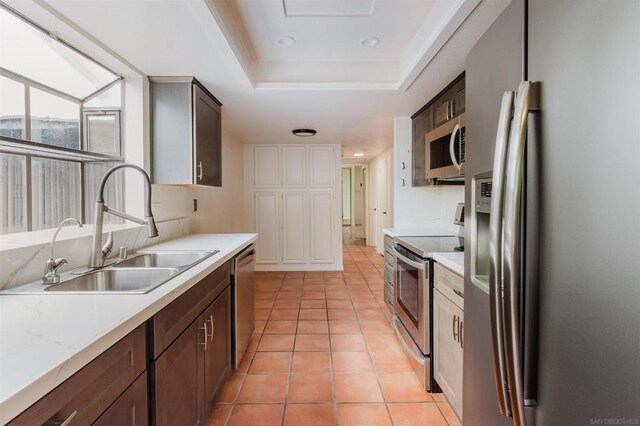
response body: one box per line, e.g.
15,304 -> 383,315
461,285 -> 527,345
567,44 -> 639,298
8,251 -> 219,295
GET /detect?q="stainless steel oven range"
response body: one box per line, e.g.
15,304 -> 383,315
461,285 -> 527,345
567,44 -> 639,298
392,236 -> 462,391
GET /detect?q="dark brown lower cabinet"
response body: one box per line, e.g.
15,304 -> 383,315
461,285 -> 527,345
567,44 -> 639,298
152,319 -> 206,426
204,286 -> 231,415
94,372 -> 149,426
10,261 -> 233,426
151,263 -> 232,425
9,325 -> 147,425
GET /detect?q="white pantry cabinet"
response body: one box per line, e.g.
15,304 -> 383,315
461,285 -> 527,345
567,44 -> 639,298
254,146 -> 280,188
282,192 -> 306,263
309,191 -> 334,263
245,144 -> 342,271
281,146 -> 306,187
433,263 -> 464,420
254,192 -> 280,263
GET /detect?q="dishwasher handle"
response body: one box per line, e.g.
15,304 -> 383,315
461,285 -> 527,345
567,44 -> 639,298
236,247 -> 255,268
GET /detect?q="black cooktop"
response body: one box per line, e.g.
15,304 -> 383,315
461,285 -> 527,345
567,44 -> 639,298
394,236 -> 463,259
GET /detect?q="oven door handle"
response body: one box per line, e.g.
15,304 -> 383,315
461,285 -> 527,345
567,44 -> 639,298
393,246 -> 425,270
392,315 -> 426,365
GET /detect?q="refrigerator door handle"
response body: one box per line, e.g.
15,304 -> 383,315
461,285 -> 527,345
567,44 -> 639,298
449,123 -> 462,173
503,81 -> 539,426
489,90 -> 515,418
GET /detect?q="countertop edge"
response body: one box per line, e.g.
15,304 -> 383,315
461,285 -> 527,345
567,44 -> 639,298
0,233 -> 257,424
433,252 -> 465,277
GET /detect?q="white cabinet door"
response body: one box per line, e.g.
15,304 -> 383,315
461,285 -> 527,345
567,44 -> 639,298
254,146 -> 279,188
309,191 -> 334,263
308,146 -> 334,188
434,290 -> 464,419
282,192 -> 306,263
281,146 -> 306,188
254,192 -> 280,264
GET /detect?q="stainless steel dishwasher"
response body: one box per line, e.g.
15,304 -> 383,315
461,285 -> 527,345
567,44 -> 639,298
231,245 -> 255,369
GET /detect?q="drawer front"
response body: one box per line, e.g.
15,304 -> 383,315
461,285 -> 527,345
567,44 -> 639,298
384,266 -> 394,287
384,235 -> 394,254
152,261 -> 230,358
10,325 -> 146,426
434,263 -> 464,310
383,251 -> 394,271
384,285 -> 394,310
93,372 -> 148,426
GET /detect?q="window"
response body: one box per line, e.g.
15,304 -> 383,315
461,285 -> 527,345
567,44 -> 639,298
0,4 -> 124,235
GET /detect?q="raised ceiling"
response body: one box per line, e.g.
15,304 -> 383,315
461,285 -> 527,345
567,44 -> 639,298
207,0 -> 480,89
12,0 -> 510,160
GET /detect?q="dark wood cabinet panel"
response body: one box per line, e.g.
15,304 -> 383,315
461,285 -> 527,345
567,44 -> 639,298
204,286 -> 232,415
150,77 -> 222,187
193,84 -> 222,187
412,105 -> 434,186
93,372 -> 148,426
10,325 -> 146,426
152,317 -> 206,426
411,73 -> 465,186
151,261 -> 230,358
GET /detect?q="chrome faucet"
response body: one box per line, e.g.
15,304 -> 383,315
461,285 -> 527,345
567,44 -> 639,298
43,218 -> 83,284
89,164 -> 158,268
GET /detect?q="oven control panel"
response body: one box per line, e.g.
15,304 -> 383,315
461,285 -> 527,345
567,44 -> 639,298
475,177 -> 492,214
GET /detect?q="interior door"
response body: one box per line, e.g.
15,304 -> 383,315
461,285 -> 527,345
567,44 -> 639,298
376,153 -> 388,254
193,84 -> 221,187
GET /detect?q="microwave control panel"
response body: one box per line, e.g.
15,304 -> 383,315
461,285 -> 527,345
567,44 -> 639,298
475,177 -> 492,214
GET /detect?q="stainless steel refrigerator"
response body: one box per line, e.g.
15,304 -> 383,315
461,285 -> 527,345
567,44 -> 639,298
464,0 -> 640,425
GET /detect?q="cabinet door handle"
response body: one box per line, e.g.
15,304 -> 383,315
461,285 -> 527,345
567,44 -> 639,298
59,410 -> 77,426
459,320 -> 464,348
451,99 -> 456,117
453,289 -> 464,298
208,315 -> 214,341
197,161 -> 203,181
453,315 -> 459,341
200,321 -> 208,350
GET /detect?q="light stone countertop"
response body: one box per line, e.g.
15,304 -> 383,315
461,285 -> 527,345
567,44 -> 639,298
0,233 -> 257,424
382,227 -> 456,238
433,252 -> 465,277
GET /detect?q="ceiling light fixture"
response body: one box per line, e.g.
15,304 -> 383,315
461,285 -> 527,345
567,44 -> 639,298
278,36 -> 296,46
361,37 -> 379,47
292,128 -> 317,137
353,153 -> 365,157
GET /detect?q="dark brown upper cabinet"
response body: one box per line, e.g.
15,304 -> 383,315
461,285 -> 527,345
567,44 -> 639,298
412,73 -> 465,186
150,77 -> 222,187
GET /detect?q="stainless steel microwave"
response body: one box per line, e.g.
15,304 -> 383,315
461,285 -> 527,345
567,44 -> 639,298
424,113 -> 465,181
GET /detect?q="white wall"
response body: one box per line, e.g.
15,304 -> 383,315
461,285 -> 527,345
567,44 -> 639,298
151,129 -> 245,233
393,117 -> 464,234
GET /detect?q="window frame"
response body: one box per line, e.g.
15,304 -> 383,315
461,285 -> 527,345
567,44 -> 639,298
0,3 -> 125,234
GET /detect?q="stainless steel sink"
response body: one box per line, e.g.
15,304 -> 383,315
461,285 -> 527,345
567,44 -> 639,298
2,249 -> 220,295
112,250 -> 218,269
44,268 -> 180,294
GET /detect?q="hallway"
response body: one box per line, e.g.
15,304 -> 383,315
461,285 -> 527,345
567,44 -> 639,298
206,229 -> 460,425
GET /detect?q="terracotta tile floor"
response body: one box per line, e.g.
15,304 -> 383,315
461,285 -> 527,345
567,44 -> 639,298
207,226 -> 461,426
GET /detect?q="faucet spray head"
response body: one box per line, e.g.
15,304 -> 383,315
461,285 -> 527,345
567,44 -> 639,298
146,216 -> 159,238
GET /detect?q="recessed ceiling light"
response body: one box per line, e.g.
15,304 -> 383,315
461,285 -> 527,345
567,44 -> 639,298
361,37 -> 379,47
278,36 -> 296,46
353,153 -> 365,157
292,128 -> 316,137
